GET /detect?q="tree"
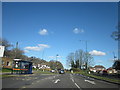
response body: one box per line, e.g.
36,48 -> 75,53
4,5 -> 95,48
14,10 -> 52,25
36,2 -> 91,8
67,49 -> 94,70
6,48 -> 25,59
0,38 -> 13,57
74,50 -> 79,68
66,52 -> 75,68
111,31 -> 120,41
111,22 -> 120,41
56,61 -> 64,69
49,60 -> 63,70
78,49 -> 84,69
84,52 -> 94,69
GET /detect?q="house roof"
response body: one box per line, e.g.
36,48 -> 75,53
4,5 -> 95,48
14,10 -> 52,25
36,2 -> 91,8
94,65 -> 105,68
107,67 -> 113,70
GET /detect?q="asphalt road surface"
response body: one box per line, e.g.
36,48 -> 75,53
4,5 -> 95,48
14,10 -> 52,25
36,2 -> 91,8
2,73 -> 120,90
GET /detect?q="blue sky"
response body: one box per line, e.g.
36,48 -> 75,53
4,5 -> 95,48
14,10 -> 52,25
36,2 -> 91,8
2,2 -> 118,69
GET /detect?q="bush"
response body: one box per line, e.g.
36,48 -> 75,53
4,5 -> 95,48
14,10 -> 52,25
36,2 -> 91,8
71,68 -> 81,72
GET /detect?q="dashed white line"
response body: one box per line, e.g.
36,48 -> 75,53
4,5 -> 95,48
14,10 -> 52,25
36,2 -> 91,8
71,78 -> 74,82
75,83 -> 80,89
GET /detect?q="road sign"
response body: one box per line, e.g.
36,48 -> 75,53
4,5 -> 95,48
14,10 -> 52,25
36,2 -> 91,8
0,46 -> 5,57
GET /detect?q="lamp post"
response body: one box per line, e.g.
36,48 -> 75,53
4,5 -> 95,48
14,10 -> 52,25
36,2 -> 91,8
56,54 -> 59,71
113,51 -> 117,61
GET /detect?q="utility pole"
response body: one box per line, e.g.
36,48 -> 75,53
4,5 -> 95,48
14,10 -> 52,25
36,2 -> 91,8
15,42 -> 18,59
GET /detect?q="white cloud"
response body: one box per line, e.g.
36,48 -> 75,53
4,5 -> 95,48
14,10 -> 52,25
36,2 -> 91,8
73,28 -> 84,34
89,50 -> 106,56
39,29 -> 48,35
24,44 -> 50,52
24,50 -> 29,53
38,44 -> 50,48
48,55 -> 62,60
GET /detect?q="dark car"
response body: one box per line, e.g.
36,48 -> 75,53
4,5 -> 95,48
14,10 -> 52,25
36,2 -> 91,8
59,70 -> 65,74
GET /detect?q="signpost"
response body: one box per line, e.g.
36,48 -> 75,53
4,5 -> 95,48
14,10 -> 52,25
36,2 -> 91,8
0,46 -> 5,57
0,46 -> 5,90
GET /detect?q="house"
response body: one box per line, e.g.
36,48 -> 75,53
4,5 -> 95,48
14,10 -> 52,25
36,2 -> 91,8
2,57 -> 13,68
89,67 -> 96,72
32,63 -> 51,71
107,67 -> 118,74
89,65 -> 105,73
107,67 -> 113,74
94,65 -> 105,71
39,64 -> 51,71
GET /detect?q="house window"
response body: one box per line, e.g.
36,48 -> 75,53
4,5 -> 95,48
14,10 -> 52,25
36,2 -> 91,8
7,62 -> 9,66
2,61 -> 4,64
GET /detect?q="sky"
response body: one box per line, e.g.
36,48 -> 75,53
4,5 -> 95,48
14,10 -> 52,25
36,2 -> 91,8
2,2 -> 118,69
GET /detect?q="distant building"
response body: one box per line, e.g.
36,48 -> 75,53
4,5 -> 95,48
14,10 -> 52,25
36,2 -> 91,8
89,65 -> 105,72
39,64 -> 50,69
94,65 -> 105,71
32,63 -> 51,71
2,57 -> 13,68
107,67 -> 117,74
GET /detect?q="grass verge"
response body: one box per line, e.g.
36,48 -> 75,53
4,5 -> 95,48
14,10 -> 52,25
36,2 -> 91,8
74,71 -> 120,84
2,68 -> 12,72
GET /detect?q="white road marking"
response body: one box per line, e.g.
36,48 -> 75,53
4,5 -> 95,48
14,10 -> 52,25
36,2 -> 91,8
71,78 -> 74,82
75,83 -> 80,89
21,86 -> 26,88
85,79 -> 96,85
54,79 -> 60,84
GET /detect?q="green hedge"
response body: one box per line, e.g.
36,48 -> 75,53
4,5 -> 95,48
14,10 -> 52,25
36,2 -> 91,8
2,68 -> 12,72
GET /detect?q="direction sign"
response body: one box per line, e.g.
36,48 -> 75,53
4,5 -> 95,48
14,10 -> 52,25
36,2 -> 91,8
0,46 -> 5,57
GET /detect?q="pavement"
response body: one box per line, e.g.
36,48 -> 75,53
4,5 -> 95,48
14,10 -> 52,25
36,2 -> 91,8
2,73 -> 120,90
0,72 -> 11,75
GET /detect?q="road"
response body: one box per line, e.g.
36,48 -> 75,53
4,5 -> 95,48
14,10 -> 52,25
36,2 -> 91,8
2,73 -> 120,90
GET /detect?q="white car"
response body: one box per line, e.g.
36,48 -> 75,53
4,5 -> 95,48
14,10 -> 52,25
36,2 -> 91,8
51,70 -> 55,73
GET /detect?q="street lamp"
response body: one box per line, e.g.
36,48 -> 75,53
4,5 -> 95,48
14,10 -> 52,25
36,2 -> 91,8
56,54 -> 59,71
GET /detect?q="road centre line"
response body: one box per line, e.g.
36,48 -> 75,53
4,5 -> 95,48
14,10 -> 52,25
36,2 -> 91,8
71,78 -> 74,82
75,83 -> 81,89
